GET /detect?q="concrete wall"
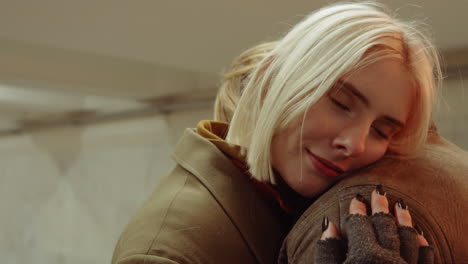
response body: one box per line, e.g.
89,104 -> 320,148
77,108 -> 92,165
0,75 -> 466,264
434,76 -> 468,150
0,107 -> 212,264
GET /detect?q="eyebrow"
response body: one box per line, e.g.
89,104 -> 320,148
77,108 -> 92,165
336,80 -> 405,129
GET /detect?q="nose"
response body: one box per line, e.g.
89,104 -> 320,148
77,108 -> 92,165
332,125 -> 368,157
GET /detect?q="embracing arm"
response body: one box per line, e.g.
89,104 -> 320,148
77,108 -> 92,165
315,187 -> 433,264
278,183 -> 439,264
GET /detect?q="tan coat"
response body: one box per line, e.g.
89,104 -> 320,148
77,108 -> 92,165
280,133 -> 468,264
111,128 -> 288,264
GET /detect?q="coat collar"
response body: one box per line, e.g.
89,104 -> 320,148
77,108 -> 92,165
172,128 -> 286,264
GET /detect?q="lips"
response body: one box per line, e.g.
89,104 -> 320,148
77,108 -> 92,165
306,150 -> 343,178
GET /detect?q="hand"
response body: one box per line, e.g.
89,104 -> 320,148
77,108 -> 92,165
314,185 -> 434,264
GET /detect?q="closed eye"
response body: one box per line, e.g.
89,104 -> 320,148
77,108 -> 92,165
372,126 -> 389,140
330,97 -> 350,112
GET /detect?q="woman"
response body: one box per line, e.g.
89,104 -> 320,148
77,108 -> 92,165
215,44 -> 435,264
111,2 -> 441,264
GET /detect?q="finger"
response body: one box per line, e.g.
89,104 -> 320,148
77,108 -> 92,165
395,198 -> 413,227
395,198 -> 418,263
372,184 -> 389,214
349,193 -> 367,216
418,246 -> 435,264
395,200 -> 419,264
398,226 -> 419,264
414,225 -> 430,247
370,185 -> 400,251
417,234 -> 429,247
345,194 -> 377,252
320,216 -> 340,240
315,216 -> 346,264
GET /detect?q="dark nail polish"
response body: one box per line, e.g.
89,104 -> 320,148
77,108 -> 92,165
397,198 -> 408,210
322,216 -> 329,232
415,225 -> 424,236
376,184 -> 386,196
355,193 -> 365,203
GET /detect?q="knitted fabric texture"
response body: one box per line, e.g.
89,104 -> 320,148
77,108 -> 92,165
311,213 -> 434,264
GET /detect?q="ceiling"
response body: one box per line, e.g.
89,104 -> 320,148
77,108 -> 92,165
0,0 -> 467,134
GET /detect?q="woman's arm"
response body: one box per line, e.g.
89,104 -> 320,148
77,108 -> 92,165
314,186 -> 433,264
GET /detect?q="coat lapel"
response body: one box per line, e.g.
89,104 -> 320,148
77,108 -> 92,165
172,128 -> 286,264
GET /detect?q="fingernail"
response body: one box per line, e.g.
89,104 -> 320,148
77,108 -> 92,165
415,224 -> 424,236
355,193 -> 365,203
376,184 -> 386,196
397,198 -> 408,210
322,216 -> 329,232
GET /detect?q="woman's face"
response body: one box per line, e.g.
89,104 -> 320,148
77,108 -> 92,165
271,58 -> 414,198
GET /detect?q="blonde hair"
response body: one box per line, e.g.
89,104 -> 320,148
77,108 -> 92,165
214,42 -> 277,123
225,2 -> 442,184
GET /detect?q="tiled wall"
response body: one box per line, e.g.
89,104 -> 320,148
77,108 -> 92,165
0,76 -> 466,264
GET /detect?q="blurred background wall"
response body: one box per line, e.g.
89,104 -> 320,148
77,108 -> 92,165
0,1 -> 466,263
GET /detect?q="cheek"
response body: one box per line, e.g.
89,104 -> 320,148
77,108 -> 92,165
307,101 -> 349,135
271,130 -> 299,169
271,121 -> 309,183
359,144 -> 388,167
